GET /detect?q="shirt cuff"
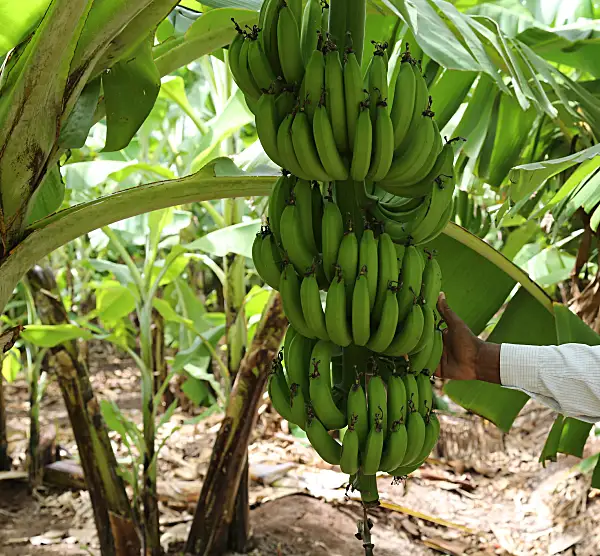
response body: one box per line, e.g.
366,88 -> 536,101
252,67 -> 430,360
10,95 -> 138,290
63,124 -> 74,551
499,343 -> 541,392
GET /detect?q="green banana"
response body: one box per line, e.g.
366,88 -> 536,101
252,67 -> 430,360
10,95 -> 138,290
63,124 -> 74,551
347,379 -> 369,448
414,412 -> 440,463
397,60 -> 430,150
248,34 -> 277,90
411,304 -> 434,355
363,411 -> 384,475
372,232 -> 398,324
356,472 -> 379,504
306,407 -> 342,464
358,228 -> 378,310
385,106 -> 436,183
237,34 -> 262,101
277,4 -> 305,84
280,201 -> 316,275
228,26 -> 253,98
301,49 -> 325,121
275,89 -> 296,122
300,0 -> 322,65
391,54 -> 416,149
285,331 -> 313,400
283,325 -> 298,363
389,460 -> 423,478
384,117 -> 442,187
322,195 -> 344,282
260,0 -> 283,77
313,102 -> 349,180
367,44 -> 388,121
268,174 -> 294,246
402,409 -> 426,465
277,113 -> 312,179
340,414 -> 360,475
260,229 -> 283,289
336,227 -> 359,301
252,229 -> 268,284
402,373 -> 419,414
420,255 -> 442,309
387,373 -> 407,426
367,375 -> 387,438
410,149 -> 455,244
366,284 -> 398,353
280,262 -> 316,339
268,356 -> 294,423
290,382 -> 308,429
300,269 -> 330,341
377,143 -> 444,198
349,102 -> 373,181
324,46 -> 348,152
384,303 -> 424,357
419,194 -> 453,244
416,372 -> 433,417
291,110 -> 331,182
424,327 -> 443,377
344,48 -> 364,147
367,99 -> 394,181
379,420 -> 408,472
255,92 -> 283,166
351,266 -> 371,346
309,340 -> 346,429
396,246 -> 423,322
324,267 -> 353,347
320,0 -> 329,35
294,178 -> 319,254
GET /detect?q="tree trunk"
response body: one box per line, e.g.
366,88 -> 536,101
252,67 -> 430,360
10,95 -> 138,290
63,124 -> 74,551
0,375 -> 11,470
27,266 -> 139,556
28,359 -> 41,488
185,292 -> 287,555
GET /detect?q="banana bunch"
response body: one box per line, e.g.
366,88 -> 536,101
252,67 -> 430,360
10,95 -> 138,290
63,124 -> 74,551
268,336 -> 441,478
452,189 -> 491,238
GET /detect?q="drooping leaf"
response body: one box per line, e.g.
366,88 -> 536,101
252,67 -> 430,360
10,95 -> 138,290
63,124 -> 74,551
58,77 -> 101,149
429,69 -> 478,130
25,165 -> 65,225
184,219 -> 261,259
558,418 -> 593,458
1,347 -> 21,382
88,259 -> 135,286
95,282 -> 138,324
539,415 -> 565,465
153,297 -> 194,327
508,142 -> 600,204
103,34 -> 161,152
554,303 -> 600,346
22,324 -> 93,347
153,8 -> 258,76
181,377 -> 210,405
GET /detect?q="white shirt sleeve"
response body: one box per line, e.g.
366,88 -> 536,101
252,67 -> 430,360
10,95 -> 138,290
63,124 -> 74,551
500,343 -> 600,424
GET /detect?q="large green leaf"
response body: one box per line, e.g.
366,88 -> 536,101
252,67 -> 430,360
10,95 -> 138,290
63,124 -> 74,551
25,165 -> 65,225
518,25 -> 600,78
153,8 -> 258,76
22,324 -> 93,347
102,34 -> 160,152
0,0 -> 50,56
184,219 -> 261,259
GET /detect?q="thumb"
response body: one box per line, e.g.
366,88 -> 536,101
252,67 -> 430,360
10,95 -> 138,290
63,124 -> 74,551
437,292 -> 459,327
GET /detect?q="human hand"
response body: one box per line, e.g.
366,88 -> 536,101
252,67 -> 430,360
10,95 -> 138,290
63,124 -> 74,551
435,293 -> 501,384
435,292 -> 481,381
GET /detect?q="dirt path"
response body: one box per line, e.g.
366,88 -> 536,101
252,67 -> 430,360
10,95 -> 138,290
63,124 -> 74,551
1,348 -> 599,555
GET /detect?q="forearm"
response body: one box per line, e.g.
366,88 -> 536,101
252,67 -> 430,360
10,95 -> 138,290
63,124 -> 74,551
497,343 -> 600,422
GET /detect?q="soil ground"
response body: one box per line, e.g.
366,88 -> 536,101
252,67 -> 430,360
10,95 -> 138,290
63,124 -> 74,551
1,344 -> 600,555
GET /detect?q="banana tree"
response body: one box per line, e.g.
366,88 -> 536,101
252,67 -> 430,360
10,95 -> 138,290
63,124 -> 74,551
2,0 -> 600,553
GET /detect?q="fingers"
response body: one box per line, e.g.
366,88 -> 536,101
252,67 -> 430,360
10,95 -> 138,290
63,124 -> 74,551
437,291 -> 461,329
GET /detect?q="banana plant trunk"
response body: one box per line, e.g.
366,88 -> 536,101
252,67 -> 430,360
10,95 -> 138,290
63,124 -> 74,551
222,197 -> 250,551
185,292 -> 287,555
27,267 -> 139,556
28,356 -> 41,488
0,377 -> 10,471
152,308 -> 174,410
